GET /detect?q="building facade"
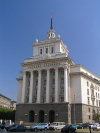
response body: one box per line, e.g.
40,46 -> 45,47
16,20 -> 100,123
0,93 -> 11,108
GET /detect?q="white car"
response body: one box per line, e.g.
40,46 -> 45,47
30,123 -> 49,131
92,123 -> 100,130
49,122 -> 65,130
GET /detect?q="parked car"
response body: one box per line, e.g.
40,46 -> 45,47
92,123 -> 100,130
49,122 -> 65,130
77,124 -> 83,129
81,123 -> 89,128
61,124 -> 77,133
5,124 -> 16,131
8,124 -> 26,132
30,123 -> 49,131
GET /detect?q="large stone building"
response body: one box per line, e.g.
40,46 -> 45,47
0,93 -> 11,108
16,19 -> 100,123
0,93 -> 16,110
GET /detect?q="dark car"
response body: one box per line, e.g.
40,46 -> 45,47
82,123 -> 89,128
61,124 -> 77,133
77,124 -> 83,129
5,124 -> 16,131
8,124 -> 26,132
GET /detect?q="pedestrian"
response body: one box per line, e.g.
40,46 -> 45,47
89,125 -> 91,133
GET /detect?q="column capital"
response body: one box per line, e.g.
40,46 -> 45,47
64,65 -> 68,70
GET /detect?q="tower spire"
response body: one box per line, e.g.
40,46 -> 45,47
50,18 -> 53,30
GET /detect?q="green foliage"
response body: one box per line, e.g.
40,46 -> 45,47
0,107 -> 15,121
93,113 -> 100,122
55,119 -> 65,122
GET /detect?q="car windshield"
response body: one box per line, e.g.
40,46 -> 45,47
51,123 -> 57,125
38,123 -> 47,126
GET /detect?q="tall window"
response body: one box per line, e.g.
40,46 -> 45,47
87,97 -> 90,105
61,78 -> 64,84
87,89 -> 89,95
40,49 -> 42,54
46,48 -> 48,54
87,81 -> 89,87
51,47 -> 54,53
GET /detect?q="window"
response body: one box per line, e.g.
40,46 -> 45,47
52,88 -> 55,93
36,80 -> 38,86
51,97 -> 54,102
40,49 -> 42,54
61,78 -> 64,84
44,80 -> 46,85
61,88 -> 64,93
87,97 -> 90,105
87,81 -> 89,87
88,115 -> 91,119
52,79 -> 55,84
46,47 -> 48,54
87,89 -> 89,95
51,46 -> 54,53
88,108 -> 90,112
60,97 -> 64,102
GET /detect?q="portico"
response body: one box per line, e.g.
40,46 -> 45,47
21,66 -> 69,104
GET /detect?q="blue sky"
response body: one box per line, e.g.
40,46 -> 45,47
0,0 -> 100,100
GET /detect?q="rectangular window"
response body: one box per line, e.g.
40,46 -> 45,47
46,48 -> 48,54
60,97 -> 64,102
87,81 -> 89,87
61,71 -> 64,75
44,80 -> 46,85
88,115 -> 91,119
51,97 -> 54,102
87,97 -> 90,105
61,78 -> 64,84
87,89 -> 89,95
51,46 -> 55,53
61,88 -> 64,93
40,49 -> 42,54
36,80 -> 38,86
88,108 -> 90,112
52,79 -> 55,84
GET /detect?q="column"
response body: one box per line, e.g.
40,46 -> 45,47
55,68 -> 59,103
21,71 -> 26,103
37,70 -> 41,103
46,69 -> 50,103
29,71 -> 34,103
64,67 -> 68,102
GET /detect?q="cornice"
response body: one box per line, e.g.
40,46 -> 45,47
70,72 -> 100,85
22,57 -> 68,66
33,38 -> 61,47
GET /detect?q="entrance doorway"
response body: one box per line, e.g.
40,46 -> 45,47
49,110 -> 55,123
29,110 -> 34,122
39,110 -> 44,123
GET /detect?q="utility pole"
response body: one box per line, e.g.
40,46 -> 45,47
74,94 -> 76,124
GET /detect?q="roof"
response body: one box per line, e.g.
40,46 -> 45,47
0,93 -> 11,100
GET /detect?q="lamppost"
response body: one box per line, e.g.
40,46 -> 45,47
74,94 -> 76,124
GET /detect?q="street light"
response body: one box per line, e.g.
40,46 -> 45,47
74,94 -> 76,124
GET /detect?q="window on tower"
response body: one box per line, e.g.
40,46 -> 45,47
46,47 -> 48,54
51,46 -> 55,53
40,49 -> 42,55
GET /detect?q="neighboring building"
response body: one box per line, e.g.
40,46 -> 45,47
16,19 -> 100,123
10,101 -> 16,110
0,93 -> 11,108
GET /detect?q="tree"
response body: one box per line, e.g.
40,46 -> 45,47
93,113 -> 100,122
0,107 -> 15,121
